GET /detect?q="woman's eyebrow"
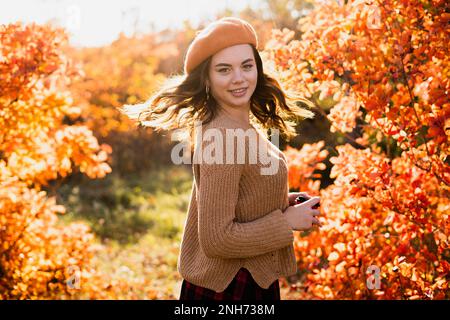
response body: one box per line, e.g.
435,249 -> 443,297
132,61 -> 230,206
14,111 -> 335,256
214,58 -> 254,67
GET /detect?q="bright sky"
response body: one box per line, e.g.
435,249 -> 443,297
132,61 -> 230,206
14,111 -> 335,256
1,0 -> 263,47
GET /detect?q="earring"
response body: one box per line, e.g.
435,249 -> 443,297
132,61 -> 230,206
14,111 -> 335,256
205,85 -> 210,100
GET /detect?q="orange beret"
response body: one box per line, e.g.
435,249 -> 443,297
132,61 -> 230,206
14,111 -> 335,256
183,17 -> 258,75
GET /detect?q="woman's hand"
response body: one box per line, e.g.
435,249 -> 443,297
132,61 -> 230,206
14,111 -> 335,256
288,192 -> 311,206
283,196 -> 322,231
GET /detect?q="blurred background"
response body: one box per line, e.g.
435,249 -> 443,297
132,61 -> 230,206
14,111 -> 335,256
1,0 -> 448,300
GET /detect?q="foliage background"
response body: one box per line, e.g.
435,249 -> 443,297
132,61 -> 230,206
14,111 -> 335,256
1,0 -> 448,299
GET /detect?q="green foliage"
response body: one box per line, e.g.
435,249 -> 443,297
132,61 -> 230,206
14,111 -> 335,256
58,165 -> 192,244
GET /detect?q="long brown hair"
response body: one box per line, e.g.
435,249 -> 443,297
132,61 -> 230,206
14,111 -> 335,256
121,44 -> 315,148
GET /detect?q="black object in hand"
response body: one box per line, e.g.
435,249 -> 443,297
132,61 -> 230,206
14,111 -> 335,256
295,195 -> 320,209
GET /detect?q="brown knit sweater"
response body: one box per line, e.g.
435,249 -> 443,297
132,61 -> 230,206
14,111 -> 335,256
177,110 -> 297,293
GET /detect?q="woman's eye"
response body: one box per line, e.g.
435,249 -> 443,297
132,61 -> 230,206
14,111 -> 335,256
218,65 -> 253,73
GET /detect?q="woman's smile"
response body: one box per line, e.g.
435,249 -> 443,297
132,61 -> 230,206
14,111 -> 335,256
229,87 -> 248,97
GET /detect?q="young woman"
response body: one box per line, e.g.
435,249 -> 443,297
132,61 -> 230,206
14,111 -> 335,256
122,17 -> 321,300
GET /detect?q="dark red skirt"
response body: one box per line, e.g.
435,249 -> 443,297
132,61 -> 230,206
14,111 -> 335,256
179,267 -> 280,300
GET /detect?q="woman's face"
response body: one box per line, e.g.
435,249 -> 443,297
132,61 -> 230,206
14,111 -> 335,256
207,44 -> 257,111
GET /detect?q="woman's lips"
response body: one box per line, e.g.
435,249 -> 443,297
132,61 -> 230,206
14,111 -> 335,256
229,87 -> 247,97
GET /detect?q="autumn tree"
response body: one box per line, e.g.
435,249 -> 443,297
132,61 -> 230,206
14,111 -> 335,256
265,0 -> 449,299
68,32 -> 181,174
0,22 -> 111,299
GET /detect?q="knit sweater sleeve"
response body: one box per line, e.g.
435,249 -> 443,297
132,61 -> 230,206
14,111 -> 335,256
194,128 -> 294,259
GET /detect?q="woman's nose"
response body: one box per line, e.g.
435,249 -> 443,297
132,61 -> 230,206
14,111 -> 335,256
231,70 -> 244,83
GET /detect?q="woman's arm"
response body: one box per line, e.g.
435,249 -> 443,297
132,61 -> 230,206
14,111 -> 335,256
197,165 -> 294,259
195,127 -> 294,259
